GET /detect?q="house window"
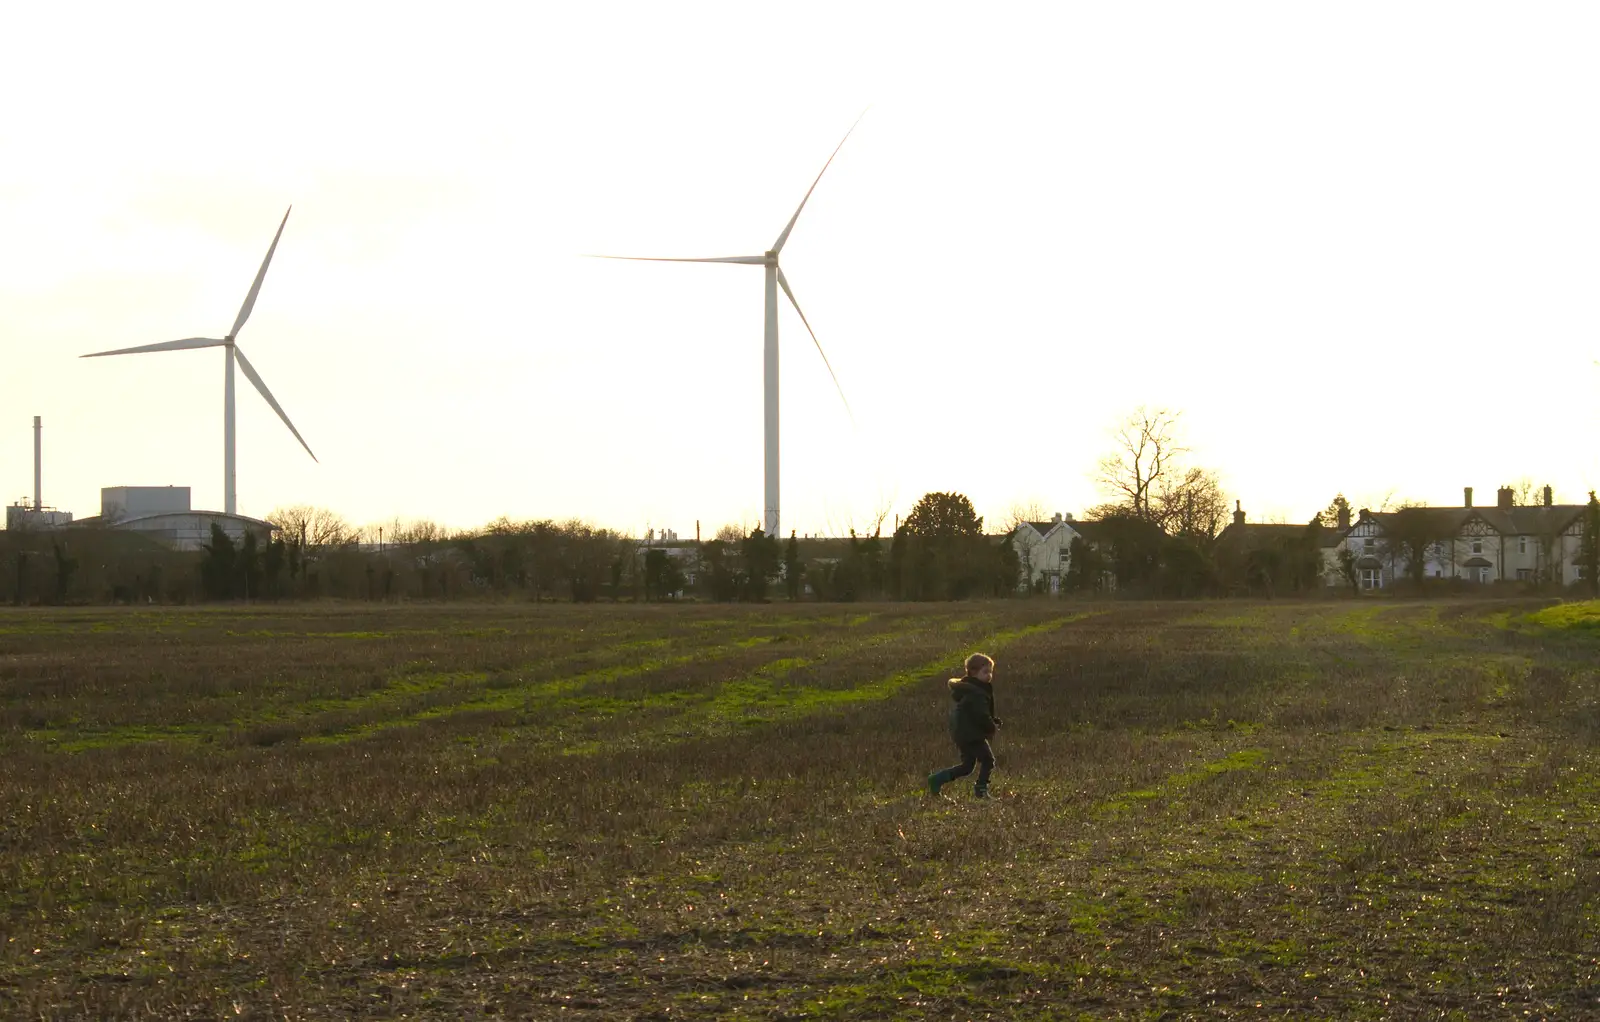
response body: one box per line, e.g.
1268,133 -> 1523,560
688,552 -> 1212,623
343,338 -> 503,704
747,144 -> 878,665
1360,568 -> 1383,590
1518,537 -> 1527,555
1471,539 -> 1484,555
1578,565 -> 1589,581
1058,549 -> 1070,567
1517,568 -> 1534,582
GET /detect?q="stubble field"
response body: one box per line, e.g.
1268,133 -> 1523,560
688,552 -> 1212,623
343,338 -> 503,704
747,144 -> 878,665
3,598 -> 1599,1019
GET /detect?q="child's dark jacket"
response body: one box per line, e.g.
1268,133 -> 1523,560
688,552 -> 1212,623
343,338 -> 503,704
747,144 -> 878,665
947,678 -> 997,745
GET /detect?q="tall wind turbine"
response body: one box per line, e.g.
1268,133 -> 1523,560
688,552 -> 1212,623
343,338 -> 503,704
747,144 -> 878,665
81,207 -> 316,516
594,117 -> 861,538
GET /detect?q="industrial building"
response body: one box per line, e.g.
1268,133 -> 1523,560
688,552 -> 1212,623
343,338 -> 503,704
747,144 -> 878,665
5,416 -> 73,532
5,416 -> 274,551
72,486 -> 275,552
4,503 -> 73,531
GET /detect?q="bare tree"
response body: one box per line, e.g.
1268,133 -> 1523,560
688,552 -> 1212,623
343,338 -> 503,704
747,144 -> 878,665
866,497 -> 895,538
820,493 -> 897,540
1155,468 -> 1229,540
1094,408 -> 1229,538
390,519 -> 449,545
1507,478 -> 1556,507
268,505 -> 353,550
1004,500 -> 1051,533
1377,502 -> 1455,588
1097,407 -> 1186,523
360,517 -> 450,549
714,523 -> 747,543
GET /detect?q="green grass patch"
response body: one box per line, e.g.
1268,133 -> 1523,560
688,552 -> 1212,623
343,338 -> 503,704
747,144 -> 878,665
1521,599 -> 1600,633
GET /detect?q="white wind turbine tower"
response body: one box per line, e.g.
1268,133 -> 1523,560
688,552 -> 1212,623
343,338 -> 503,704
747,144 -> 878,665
594,117 -> 862,538
81,207 -> 316,515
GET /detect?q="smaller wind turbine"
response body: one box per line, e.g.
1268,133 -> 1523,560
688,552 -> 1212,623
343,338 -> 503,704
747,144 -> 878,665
82,207 -> 316,516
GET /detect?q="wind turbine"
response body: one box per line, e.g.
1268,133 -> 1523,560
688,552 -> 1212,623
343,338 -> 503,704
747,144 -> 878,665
81,207 -> 316,516
594,116 -> 862,538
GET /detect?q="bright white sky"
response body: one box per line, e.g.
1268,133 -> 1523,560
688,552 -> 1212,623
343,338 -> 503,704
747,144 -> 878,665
4,4 -> 1599,536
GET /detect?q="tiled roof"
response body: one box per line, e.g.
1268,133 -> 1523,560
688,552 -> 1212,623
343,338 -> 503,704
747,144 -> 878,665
1217,521 -> 1338,549
1365,504 -> 1585,537
1480,505 -> 1585,536
1069,518 -> 1165,541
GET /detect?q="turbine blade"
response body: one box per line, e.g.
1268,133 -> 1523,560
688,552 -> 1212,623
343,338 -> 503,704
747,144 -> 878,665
777,268 -> 853,424
81,337 -> 227,358
583,254 -> 767,264
234,347 -> 318,463
231,206 -> 292,337
772,110 -> 867,254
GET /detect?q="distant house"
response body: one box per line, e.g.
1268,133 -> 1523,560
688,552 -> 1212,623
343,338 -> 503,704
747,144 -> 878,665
1007,513 -> 1132,592
637,538 -> 701,588
1009,513 -> 1081,592
1341,486 -> 1588,590
1213,502 -> 1339,593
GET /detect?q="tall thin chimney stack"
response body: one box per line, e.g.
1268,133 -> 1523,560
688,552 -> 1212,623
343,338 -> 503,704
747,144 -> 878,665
33,416 -> 42,511
1463,486 -> 1473,508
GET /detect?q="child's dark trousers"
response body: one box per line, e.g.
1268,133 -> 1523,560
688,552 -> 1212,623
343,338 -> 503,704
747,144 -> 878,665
932,739 -> 994,790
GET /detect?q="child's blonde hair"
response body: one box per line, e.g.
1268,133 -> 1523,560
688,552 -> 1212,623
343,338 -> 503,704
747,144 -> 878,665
961,652 -> 994,678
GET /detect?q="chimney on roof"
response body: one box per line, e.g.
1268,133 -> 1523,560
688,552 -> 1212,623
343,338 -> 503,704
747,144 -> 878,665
1052,512 -> 1062,524
1063,512 -> 1074,522
1463,486 -> 1473,508
1497,486 -> 1514,510
1233,500 -> 1245,527
1544,485 -> 1553,507
1337,503 -> 1351,531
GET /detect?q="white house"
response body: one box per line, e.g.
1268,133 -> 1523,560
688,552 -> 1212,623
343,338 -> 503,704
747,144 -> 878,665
1341,486 -> 1589,590
1009,513 -> 1162,593
639,539 -> 700,588
1010,513 -> 1083,592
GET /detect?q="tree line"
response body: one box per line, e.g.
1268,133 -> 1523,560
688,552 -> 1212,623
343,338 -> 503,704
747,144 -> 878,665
2,493 -> 1017,605
10,405 -> 1597,604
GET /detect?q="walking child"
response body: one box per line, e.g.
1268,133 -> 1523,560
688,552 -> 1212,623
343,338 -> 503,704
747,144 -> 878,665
927,652 -> 1001,799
